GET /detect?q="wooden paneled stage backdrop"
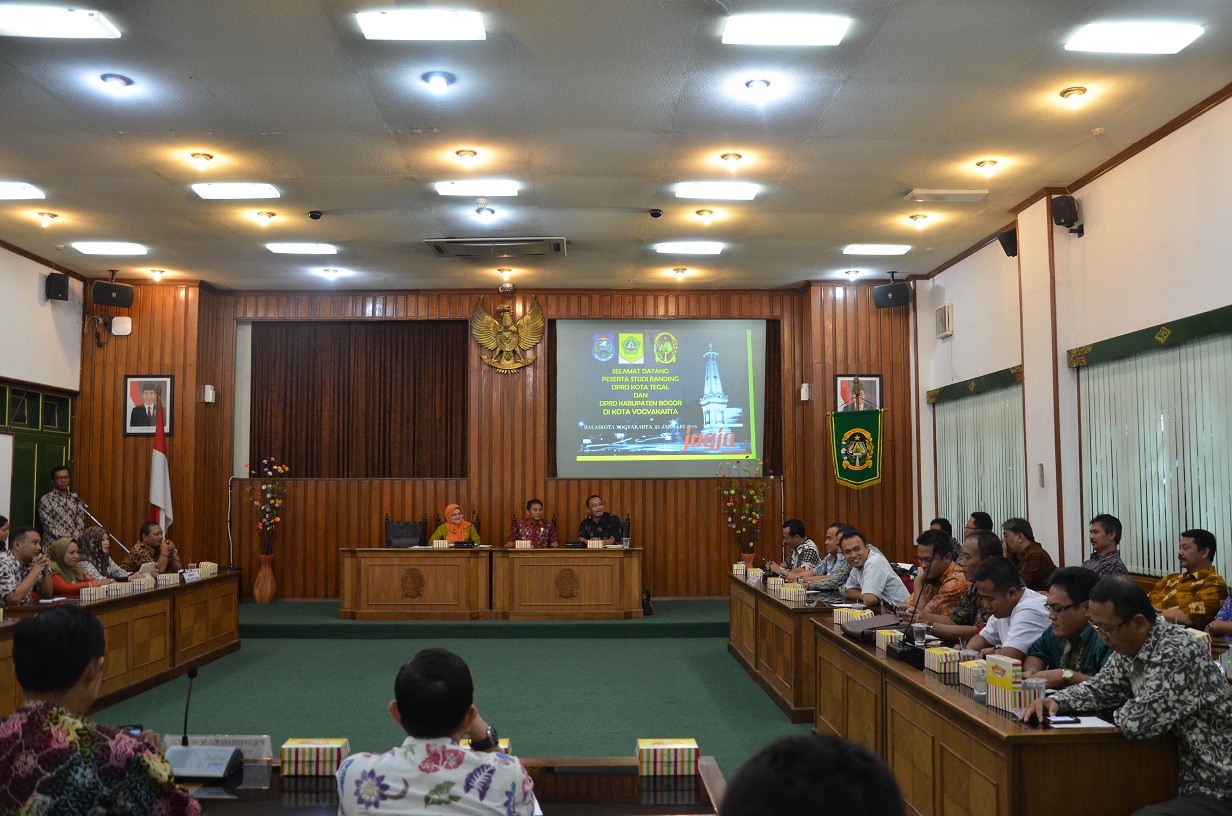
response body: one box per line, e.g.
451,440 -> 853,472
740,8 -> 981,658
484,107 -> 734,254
76,285 -> 912,599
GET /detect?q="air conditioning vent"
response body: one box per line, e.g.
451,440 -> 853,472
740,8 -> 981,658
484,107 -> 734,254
424,237 -> 567,258
935,303 -> 954,339
904,189 -> 988,203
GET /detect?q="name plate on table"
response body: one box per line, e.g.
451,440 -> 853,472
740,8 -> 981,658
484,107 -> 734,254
182,569 -> 203,583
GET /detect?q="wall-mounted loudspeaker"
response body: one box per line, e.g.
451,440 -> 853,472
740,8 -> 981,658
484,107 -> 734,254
872,281 -> 912,308
91,280 -> 135,308
998,228 -> 1018,257
1052,195 -> 1080,228
45,272 -> 70,301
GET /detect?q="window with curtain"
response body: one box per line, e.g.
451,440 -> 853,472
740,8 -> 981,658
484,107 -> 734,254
1080,332 -> 1232,578
934,384 -> 1026,532
250,321 -> 468,478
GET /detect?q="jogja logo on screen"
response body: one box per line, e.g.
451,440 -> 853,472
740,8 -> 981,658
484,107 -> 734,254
592,333 -> 616,362
681,426 -> 736,452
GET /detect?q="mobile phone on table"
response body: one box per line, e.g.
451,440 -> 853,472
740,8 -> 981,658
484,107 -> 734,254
1045,715 -> 1080,725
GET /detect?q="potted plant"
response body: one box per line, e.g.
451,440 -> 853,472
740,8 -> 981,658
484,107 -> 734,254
716,459 -> 769,568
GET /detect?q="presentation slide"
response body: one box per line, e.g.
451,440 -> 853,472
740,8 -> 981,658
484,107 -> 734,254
555,319 -> 766,478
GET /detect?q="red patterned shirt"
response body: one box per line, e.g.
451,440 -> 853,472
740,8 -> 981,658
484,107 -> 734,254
506,519 -> 559,548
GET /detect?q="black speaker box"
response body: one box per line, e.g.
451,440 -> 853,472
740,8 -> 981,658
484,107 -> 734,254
998,228 -> 1018,257
872,281 -> 912,308
1052,195 -> 1080,228
45,272 -> 70,301
91,280 -> 135,308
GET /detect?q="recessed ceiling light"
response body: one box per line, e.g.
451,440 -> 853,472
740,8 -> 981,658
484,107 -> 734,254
655,242 -> 723,255
720,152 -> 743,164
98,73 -> 133,94
72,242 -> 146,255
843,244 -> 911,256
696,209 -> 714,225
0,5 -> 120,38
976,159 -> 998,178
474,198 -> 496,221
192,182 -> 280,199
320,268 -> 340,281
673,267 -> 688,281
497,268 -> 512,281
37,211 -> 57,227
266,243 -> 337,255
0,181 -> 45,199
722,14 -> 851,46
150,269 -> 164,282
356,9 -> 485,41
256,211 -> 276,225
190,152 -> 214,170
1060,86 -> 1087,110
1065,22 -> 1203,54
744,78 -> 771,92
909,214 -> 928,229
434,180 -> 518,197
421,71 -> 456,90
455,149 -> 477,168
844,270 -> 861,279
675,181 -> 758,200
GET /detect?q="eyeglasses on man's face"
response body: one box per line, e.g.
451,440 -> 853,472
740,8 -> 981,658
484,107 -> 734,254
1045,602 -> 1077,617
1091,618 -> 1131,637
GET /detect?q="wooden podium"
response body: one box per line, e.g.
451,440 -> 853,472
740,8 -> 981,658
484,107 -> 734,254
339,548 -> 491,620
491,547 -> 643,620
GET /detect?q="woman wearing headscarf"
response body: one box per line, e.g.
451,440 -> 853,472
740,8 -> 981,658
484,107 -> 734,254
77,526 -> 130,581
47,538 -> 113,598
428,503 -> 481,545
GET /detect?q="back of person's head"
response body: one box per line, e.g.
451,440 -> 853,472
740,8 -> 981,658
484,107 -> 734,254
915,528 -> 953,559
1001,517 -> 1034,541
974,555 -> 1022,593
929,517 -> 952,536
721,735 -> 904,816
1181,528 -> 1217,561
1089,514 -> 1122,544
783,518 -> 806,539
1089,575 -> 1157,624
394,648 -> 475,738
969,512 -> 993,531
1047,567 -> 1100,604
9,525 -> 38,549
14,606 -> 106,693
967,530 -> 1003,561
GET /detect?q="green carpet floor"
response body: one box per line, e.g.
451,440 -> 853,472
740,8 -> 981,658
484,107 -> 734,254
237,599 -> 731,639
95,635 -> 809,779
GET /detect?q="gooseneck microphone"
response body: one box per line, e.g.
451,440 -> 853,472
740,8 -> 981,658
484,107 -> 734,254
165,665 -> 243,781
181,666 -> 198,747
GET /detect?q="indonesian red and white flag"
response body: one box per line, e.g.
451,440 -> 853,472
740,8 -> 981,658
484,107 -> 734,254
149,392 -> 174,531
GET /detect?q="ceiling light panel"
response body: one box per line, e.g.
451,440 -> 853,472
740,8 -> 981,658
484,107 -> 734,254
1065,22 -> 1203,54
655,242 -> 723,255
0,181 -> 45,199
192,182 -> 280,199
674,181 -> 758,200
843,244 -> 911,255
72,241 -> 146,255
435,180 -> 518,196
356,9 -> 485,41
267,243 -> 337,255
722,14 -> 851,46
0,5 -> 120,38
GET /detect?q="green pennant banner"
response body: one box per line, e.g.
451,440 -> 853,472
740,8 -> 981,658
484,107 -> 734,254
829,409 -> 883,489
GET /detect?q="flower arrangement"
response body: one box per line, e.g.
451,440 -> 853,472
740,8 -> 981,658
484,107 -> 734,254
245,457 -> 290,556
716,459 -> 770,555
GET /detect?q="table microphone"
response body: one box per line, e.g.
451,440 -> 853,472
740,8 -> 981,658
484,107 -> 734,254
164,666 -> 243,781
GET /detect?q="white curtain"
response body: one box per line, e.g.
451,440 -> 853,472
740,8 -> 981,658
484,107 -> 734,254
935,384 -> 1026,532
1080,333 -> 1232,578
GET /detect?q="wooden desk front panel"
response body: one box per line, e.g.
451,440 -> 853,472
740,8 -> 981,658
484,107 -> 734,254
339,549 -> 491,620
0,629 -> 19,716
492,550 -> 642,620
755,598 -> 813,714
728,578 -> 756,667
814,623 -> 882,755
97,597 -> 173,697
175,574 -> 240,664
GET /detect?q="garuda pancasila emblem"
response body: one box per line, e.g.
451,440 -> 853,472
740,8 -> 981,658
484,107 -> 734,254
470,297 -> 545,373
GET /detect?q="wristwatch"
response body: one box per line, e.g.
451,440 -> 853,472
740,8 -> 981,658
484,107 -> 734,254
470,725 -> 499,752
1061,669 -> 1074,686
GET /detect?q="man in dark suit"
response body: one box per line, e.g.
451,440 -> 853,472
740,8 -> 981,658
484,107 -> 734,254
129,383 -> 157,427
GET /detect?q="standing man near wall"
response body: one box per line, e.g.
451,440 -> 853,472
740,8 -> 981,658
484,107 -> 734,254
37,465 -> 84,543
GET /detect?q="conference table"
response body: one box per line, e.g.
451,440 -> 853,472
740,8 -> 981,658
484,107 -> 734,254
0,572 -> 241,717
198,756 -> 725,814
726,573 -> 818,723
339,546 -> 644,621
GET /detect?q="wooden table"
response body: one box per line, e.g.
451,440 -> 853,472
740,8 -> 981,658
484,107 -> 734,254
0,572 -> 241,716
491,548 -> 643,620
339,546 -> 644,621
727,574 -> 820,723
339,547 -> 491,620
813,615 -> 1178,816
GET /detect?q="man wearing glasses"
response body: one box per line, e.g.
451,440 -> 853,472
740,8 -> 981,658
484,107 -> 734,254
1022,576 -> 1232,816
1022,567 -> 1110,690
963,512 -> 993,539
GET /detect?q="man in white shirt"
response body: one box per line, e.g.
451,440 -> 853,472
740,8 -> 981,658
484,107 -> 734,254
336,648 -> 535,816
967,556 -> 1051,660
842,529 -> 910,611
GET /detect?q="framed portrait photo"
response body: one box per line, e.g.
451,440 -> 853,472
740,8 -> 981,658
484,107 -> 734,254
124,375 -> 173,435
835,374 -> 882,411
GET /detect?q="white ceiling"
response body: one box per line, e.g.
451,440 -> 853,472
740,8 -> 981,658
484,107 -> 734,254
1,0 -> 1231,290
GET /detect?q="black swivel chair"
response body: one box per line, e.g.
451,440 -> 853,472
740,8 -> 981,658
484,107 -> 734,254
385,513 -> 428,548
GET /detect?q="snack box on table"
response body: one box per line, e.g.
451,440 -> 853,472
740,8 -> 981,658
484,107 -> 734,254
923,646 -> 961,675
875,629 -> 904,651
156,573 -> 180,588
959,659 -> 988,688
105,581 -> 134,598
80,585 -> 107,603
985,655 -> 1032,713
280,738 -> 351,776
129,576 -> 156,593
637,738 -> 698,777
833,608 -> 873,625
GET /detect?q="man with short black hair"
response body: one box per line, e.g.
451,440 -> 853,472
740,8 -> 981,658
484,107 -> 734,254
1083,514 -> 1129,577
1001,517 -> 1057,591
0,526 -> 53,605
767,518 -> 821,580
506,499 -> 558,548
929,518 -> 952,537
37,464 -> 84,542
720,734 -> 904,816
966,556 -> 1051,660
1023,567 -> 1110,689
337,647 -> 535,815
1148,529 -> 1228,630
842,529 -> 909,610
0,606 -> 199,812
919,531 -> 1002,643
964,512 -> 994,537
1022,576 -> 1232,816
577,495 -> 621,545
804,522 -> 851,604
898,529 -> 967,619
